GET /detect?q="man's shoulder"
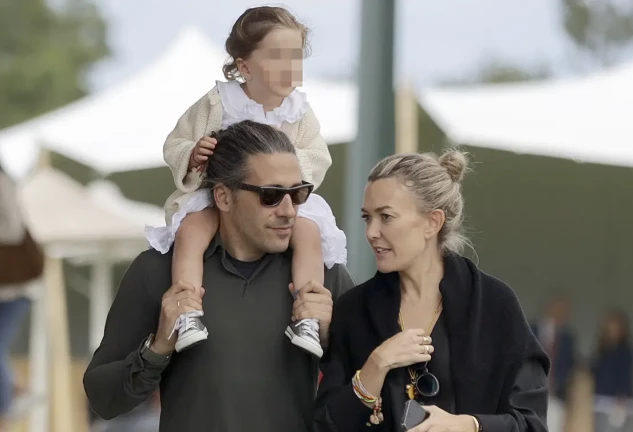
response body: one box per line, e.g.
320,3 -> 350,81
133,248 -> 172,268
125,249 -> 172,291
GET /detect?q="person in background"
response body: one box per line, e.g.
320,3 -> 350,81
591,309 -> 633,432
592,309 -> 633,399
531,293 -> 576,401
0,163 -> 44,431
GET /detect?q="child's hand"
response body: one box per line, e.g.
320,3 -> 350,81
190,136 -> 217,170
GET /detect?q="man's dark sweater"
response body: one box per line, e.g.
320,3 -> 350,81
83,236 -> 355,432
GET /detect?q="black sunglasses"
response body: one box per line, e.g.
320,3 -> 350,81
237,181 -> 314,207
415,363 -> 440,398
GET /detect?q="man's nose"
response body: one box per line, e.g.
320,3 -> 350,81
276,194 -> 297,218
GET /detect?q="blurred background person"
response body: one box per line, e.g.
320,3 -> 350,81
532,293 -> 577,400
531,293 -> 576,432
0,162 -> 44,430
592,309 -> 633,432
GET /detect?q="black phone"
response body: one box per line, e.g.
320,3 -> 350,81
401,400 -> 429,430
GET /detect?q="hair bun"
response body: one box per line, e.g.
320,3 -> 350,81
438,150 -> 469,183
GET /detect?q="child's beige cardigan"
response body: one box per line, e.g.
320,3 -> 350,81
162,86 -> 333,223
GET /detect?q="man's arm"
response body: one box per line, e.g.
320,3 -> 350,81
83,252 -> 167,420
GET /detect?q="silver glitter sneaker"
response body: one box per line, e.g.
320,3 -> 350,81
285,318 -> 323,358
172,311 -> 208,352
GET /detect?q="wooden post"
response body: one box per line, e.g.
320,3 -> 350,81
45,256 -> 74,432
395,82 -> 419,154
564,366 -> 594,432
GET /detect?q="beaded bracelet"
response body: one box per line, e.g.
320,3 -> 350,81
352,370 -> 377,403
352,370 -> 384,426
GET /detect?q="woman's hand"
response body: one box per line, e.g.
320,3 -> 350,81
410,406 -> 476,432
370,329 -> 434,371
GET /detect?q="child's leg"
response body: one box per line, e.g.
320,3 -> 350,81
172,208 -> 219,288
171,207 -> 218,352
290,217 -> 324,294
286,217 -> 325,358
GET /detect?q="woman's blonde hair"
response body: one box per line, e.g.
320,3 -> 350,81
368,149 -> 471,254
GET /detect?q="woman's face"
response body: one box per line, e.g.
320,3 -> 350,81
604,316 -> 625,344
362,178 -> 443,273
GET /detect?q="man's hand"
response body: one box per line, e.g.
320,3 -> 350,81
290,280 -> 333,348
151,280 -> 204,355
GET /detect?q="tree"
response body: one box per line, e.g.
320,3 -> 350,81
0,0 -> 109,129
436,59 -> 551,87
561,0 -> 633,67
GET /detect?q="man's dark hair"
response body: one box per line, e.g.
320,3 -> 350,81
204,120 -> 296,192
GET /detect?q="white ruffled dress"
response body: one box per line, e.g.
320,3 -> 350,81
146,80 -> 347,268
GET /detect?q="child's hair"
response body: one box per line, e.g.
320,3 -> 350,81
222,6 -> 311,81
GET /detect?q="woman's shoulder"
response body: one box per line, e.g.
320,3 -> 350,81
334,274 -> 384,310
457,255 -> 521,304
479,269 -> 521,304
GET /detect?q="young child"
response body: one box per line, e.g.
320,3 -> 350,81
145,6 -> 347,357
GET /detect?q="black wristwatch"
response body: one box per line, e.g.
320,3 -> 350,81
140,333 -> 171,366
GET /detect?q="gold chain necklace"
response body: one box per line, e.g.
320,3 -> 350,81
398,298 -> 443,400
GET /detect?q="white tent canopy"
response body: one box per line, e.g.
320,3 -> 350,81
86,179 -> 165,228
19,168 -> 148,246
0,27 -> 357,179
419,60 -> 633,168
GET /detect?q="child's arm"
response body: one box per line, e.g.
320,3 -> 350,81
172,208 -> 219,287
295,106 -> 332,190
163,92 -> 214,194
291,217 -> 324,291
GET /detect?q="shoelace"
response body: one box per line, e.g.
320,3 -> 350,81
168,310 -> 204,340
296,318 -> 320,340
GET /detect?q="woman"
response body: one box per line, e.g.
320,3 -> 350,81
0,163 -> 43,430
592,309 -> 633,432
314,151 -> 549,432
592,309 -> 633,399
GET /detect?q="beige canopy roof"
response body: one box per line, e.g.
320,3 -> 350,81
18,167 -> 147,246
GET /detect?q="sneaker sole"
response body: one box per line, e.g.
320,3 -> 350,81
175,328 -> 209,352
285,326 -> 324,358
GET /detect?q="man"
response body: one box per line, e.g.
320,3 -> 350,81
531,293 -> 576,432
531,293 -> 576,400
0,163 -> 43,429
83,121 -> 355,432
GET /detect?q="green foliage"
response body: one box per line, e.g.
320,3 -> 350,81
0,0 -> 109,129
436,59 -> 551,87
561,0 -> 633,66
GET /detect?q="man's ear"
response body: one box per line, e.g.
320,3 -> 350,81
213,185 -> 232,212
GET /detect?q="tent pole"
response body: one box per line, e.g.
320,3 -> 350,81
343,0 -> 396,282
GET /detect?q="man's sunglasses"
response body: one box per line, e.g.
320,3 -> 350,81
237,181 -> 314,207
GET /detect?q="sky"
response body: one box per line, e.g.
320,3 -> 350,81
90,0 -> 578,90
